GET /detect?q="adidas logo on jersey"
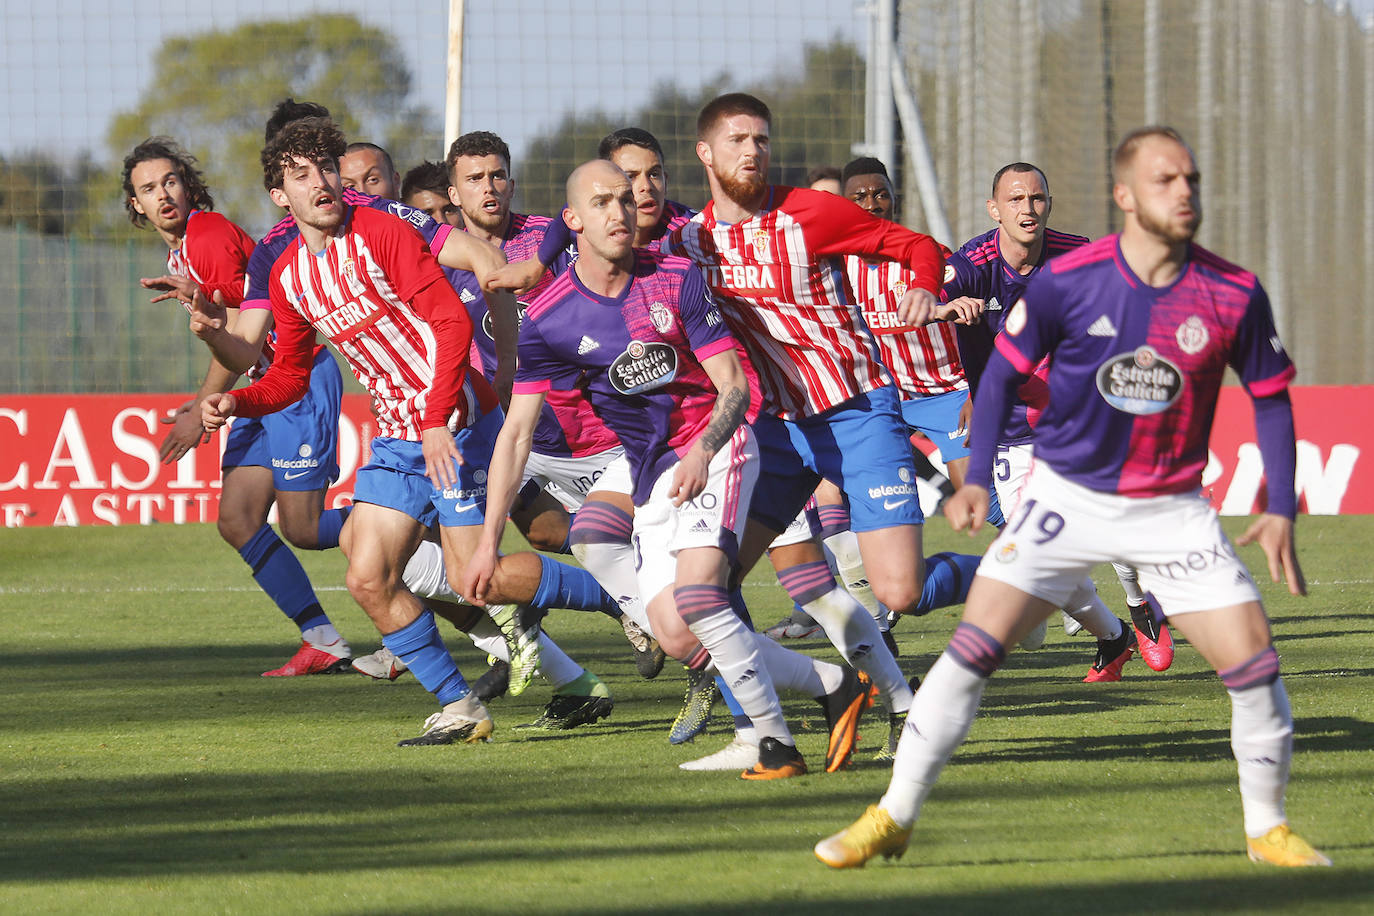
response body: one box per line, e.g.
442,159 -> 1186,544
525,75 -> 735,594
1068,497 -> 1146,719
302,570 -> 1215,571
459,288 -> 476,303
1087,315 -> 1118,337
690,519 -> 712,533
577,335 -> 600,354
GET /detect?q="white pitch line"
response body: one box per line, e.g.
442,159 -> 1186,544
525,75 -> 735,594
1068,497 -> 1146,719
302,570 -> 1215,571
2,578 -> 1369,596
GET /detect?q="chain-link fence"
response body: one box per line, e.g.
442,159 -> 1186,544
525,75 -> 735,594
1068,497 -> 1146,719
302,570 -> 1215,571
2,0 -> 1369,392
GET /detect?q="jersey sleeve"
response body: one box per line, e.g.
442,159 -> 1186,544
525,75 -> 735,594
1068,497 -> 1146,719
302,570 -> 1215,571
992,273 -> 1061,376
359,209 -> 449,303
788,189 -> 943,293
231,261 -> 314,416
243,232 -> 286,311
366,196 -> 451,255
676,266 -> 736,360
1231,283 -> 1296,397
186,213 -> 254,308
537,210 -> 575,266
512,316 -> 582,394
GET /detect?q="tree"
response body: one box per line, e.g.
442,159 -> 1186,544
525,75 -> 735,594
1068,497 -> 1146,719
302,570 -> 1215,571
0,153 -> 94,235
517,39 -> 867,217
88,14 -> 437,236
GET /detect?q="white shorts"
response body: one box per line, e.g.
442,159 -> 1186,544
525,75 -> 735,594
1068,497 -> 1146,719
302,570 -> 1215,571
585,451 -> 633,499
632,426 -> 758,604
769,497 -> 820,548
522,445 -> 626,512
992,442 -> 1035,518
976,463 -> 1262,616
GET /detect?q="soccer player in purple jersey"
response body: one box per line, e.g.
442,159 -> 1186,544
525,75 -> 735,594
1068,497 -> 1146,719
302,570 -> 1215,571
464,160 -> 873,779
943,162 -> 1174,675
401,161 -> 463,228
340,142 -> 401,201
377,131 -> 649,701
817,127 -> 1329,869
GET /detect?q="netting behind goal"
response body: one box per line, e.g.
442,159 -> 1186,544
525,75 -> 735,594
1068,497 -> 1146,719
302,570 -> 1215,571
1,0 -> 1369,393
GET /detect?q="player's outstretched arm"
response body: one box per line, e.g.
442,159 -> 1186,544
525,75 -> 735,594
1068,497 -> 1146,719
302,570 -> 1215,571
486,288 -> 520,407
460,391 -> 544,605
1237,514 -> 1307,596
482,258 -> 546,296
200,392 -> 238,437
436,229 -> 507,287
1240,389 -> 1304,595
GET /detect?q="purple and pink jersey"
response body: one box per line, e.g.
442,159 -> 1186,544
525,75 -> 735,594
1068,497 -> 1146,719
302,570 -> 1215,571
514,251 -> 739,504
944,227 -> 1089,444
987,235 -> 1295,497
447,213 -> 617,458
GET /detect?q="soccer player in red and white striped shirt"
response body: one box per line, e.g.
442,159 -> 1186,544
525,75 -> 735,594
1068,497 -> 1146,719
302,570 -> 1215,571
125,135 -> 358,678
663,94 -> 969,628
201,118 -> 498,745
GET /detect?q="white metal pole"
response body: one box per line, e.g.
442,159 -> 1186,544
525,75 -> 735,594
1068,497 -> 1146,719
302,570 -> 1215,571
1196,0 -> 1214,249
444,0 -> 465,155
1144,0 -> 1160,122
890,55 -> 953,246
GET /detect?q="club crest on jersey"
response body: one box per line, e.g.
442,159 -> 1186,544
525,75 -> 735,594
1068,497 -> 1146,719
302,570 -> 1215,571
1176,315 -> 1209,355
609,340 -> 678,395
943,264 -> 956,285
996,542 -> 1018,563
890,279 -> 908,300
1096,345 -> 1184,415
341,258 -> 357,283
649,301 -> 675,334
751,229 -> 770,259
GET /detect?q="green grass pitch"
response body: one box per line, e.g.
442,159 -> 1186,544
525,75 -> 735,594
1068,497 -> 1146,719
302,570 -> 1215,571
1,516 -> 1371,914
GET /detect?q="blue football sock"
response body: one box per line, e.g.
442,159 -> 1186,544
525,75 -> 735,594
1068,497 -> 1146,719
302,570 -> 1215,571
716,675 -> 751,731
914,551 -> 982,614
314,506 -> 351,550
238,524 -> 328,632
382,610 -> 469,706
727,587 -> 755,630
533,554 -> 620,617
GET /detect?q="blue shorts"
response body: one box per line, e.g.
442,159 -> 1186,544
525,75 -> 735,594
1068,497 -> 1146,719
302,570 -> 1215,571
351,405 -> 502,527
750,386 -> 924,534
222,349 -> 342,492
900,388 -> 970,463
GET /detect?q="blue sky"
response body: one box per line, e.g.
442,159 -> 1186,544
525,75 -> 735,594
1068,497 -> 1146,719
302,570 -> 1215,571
3,0 -> 1370,167
0,0 -> 864,165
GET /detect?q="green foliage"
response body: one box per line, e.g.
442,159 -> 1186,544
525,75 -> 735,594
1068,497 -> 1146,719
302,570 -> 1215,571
517,39 -> 866,217
1,517 -> 1370,913
88,14 -> 436,238
0,153 -> 96,235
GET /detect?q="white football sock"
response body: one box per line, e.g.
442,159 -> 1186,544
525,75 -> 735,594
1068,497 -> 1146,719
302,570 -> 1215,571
1113,562 -> 1147,605
1062,578 -> 1122,640
823,529 -> 887,628
572,539 -> 652,634
689,610 -> 791,744
803,584 -> 912,714
879,651 -> 988,828
1231,678 -> 1293,837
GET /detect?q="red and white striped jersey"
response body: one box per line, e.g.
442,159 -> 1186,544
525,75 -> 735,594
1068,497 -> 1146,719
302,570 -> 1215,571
166,209 -> 255,309
234,204 -> 485,441
664,186 -> 943,419
845,256 -> 966,397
